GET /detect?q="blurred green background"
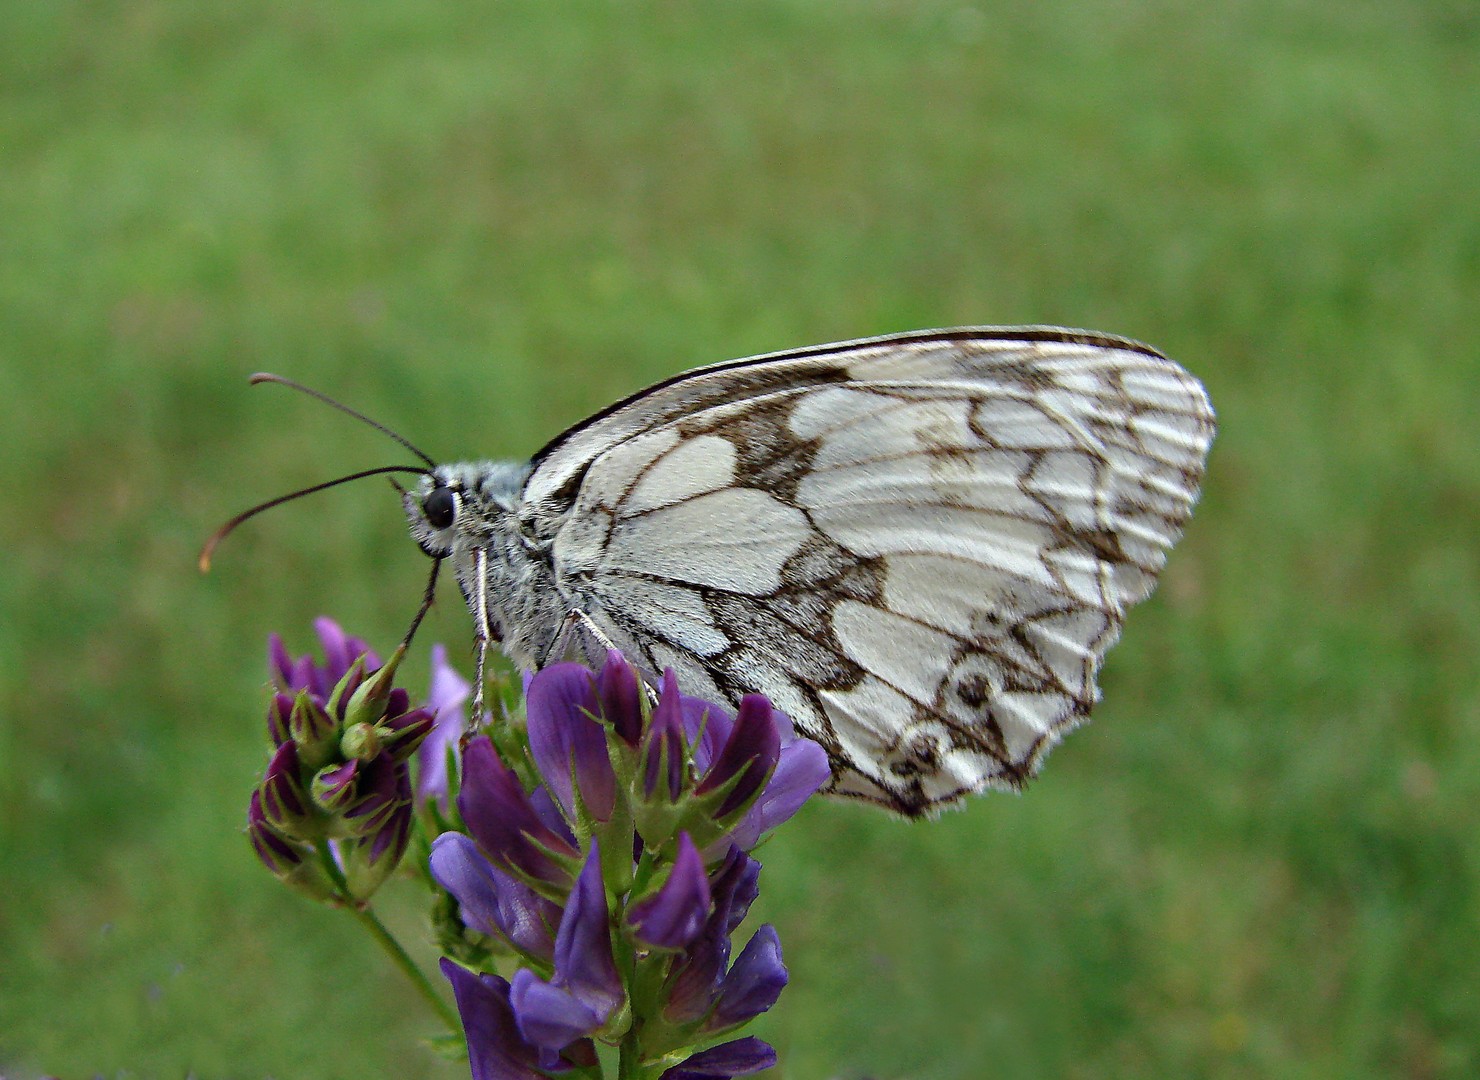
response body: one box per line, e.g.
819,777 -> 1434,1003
3,1 -> 1477,1077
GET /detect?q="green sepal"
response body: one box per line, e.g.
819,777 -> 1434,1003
339,790 -> 406,839
678,758 -> 775,851
342,644 -> 408,729
289,690 -> 339,770
425,1031 -> 470,1064
257,833 -> 340,904
325,656 -> 368,721
342,820 -> 410,900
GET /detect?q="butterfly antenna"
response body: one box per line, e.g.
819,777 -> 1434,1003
401,558 -> 441,649
199,464 -> 431,572
249,373 -> 437,468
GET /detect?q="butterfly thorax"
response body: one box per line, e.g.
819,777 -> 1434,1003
404,460 -> 568,669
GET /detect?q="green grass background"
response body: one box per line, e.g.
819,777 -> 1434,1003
3,1 -> 1477,1077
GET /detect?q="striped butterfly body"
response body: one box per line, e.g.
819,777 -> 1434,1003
404,327 -> 1215,816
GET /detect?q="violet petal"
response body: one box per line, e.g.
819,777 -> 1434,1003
417,643 -> 469,804
431,833 -> 557,961
458,737 -> 578,889
642,670 -> 687,802
509,969 -> 603,1051
440,960 -> 545,1080
526,663 -> 616,822
707,924 -> 787,1030
696,696 -> 779,818
659,1037 -> 777,1079
553,841 -> 623,1019
627,832 -> 711,950
598,651 -> 643,747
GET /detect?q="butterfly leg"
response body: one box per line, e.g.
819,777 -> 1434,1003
540,609 -> 660,708
469,546 -> 493,729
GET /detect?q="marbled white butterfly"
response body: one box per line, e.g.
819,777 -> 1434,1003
396,327 -> 1216,816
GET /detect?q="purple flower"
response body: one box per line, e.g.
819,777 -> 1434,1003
663,846 -> 764,1024
269,616 -> 379,706
430,651 -> 815,1075
679,691 -> 829,852
525,663 -> 618,822
705,925 -> 787,1033
418,644 -> 471,806
249,619 -> 439,901
659,1037 -> 778,1079
458,736 -> 580,892
725,708 -> 830,851
431,832 -> 559,962
507,843 -> 624,1050
628,832 -> 710,950
694,696 -> 781,818
440,961 -> 549,1080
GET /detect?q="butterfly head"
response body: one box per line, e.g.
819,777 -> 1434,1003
403,461 -> 530,559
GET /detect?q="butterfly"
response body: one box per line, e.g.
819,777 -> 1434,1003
392,326 -> 1215,816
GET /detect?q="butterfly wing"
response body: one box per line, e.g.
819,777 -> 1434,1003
526,328 -> 1215,815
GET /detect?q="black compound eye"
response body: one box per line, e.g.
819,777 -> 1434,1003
423,485 -> 457,530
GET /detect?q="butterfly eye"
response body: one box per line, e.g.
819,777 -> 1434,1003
423,486 -> 457,530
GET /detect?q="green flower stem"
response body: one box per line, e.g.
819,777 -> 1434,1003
314,840 -> 460,1036
618,1036 -> 646,1080
350,903 -> 462,1036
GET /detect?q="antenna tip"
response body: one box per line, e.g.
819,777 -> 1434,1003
248,372 -> 278,386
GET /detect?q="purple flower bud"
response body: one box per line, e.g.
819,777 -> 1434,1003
344,799 -> 412,900
341,754 -> 409,838
526,663 -> 617,823
642,671 -> 687,802
628,833 -> 710,950
381,706 -> 436,762
267,692 -> 294,745
659,1036 -> 777,1079
431,833 -> 558,962
248,792 -> 337,901
458,737 -> 579,891
247,791 -> 303,875
440,960 -> 547,1080
695,696 -> 780,819
259,741 -> 310,834
287,693 -> 337,762
706,925 -> 786,1031
311,759 -> 359,813
598,651 -> 643,747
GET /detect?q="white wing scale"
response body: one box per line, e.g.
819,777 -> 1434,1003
523,328 -> 1214,815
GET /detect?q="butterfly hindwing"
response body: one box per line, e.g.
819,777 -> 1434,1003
527,329 -> 1215,815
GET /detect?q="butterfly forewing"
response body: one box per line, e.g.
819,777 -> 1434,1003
519,328 -> 1214,816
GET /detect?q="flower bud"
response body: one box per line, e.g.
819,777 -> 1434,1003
248,792 -> 337,902
311,759 -> 360,813
342,801 -> 412,901
258,742 -> 315,837
340,721 -> 382,762
340,643 -> 407,729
